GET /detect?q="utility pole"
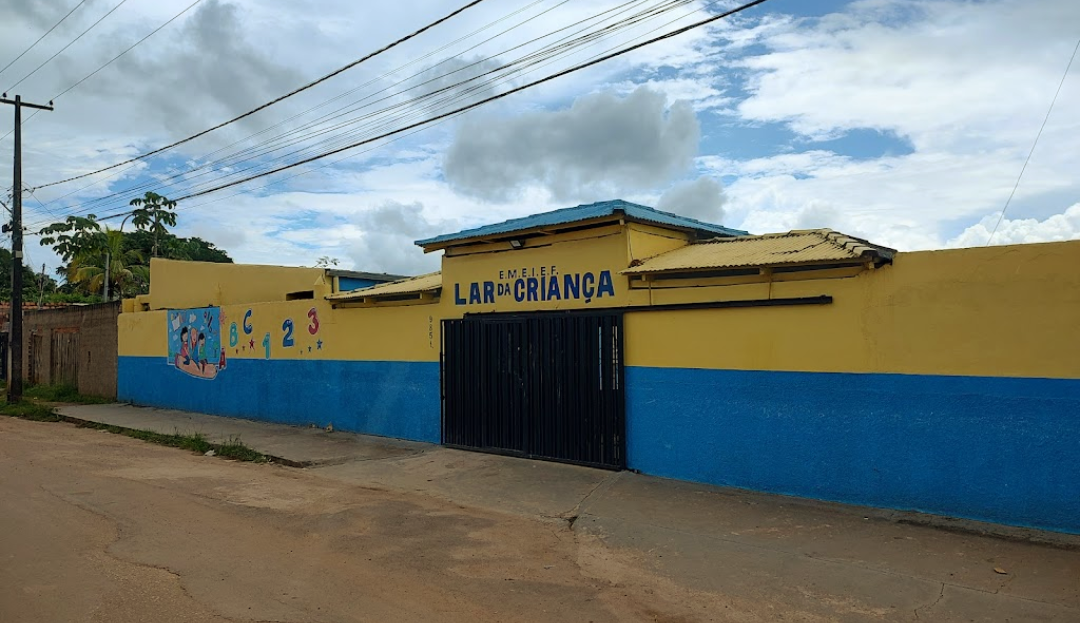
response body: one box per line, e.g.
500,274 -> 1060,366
2,93 -> 53,402
37,263 -> 45,307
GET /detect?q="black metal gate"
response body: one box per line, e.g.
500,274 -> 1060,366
442,312 -> 625,469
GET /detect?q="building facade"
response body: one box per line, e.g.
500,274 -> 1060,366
117,201 -> 1080,534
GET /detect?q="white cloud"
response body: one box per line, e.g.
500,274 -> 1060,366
711,0 -> 1080,250
8,0 -> 1080,277
443,86 -> 700,202
657,176 -> 726,223
948,204 -> 1080,248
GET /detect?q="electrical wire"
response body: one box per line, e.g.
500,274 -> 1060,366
0,0 -> 206,144
30,0 -> 492,190
53,0 -> 206,101
28,0 -> 568,210
27,0 -> 665,221
0,0 -> 91,81
173,0 -> 772,202
5,0 -> 134,93
33,0 -> 687,220
986,36 -> 1079,245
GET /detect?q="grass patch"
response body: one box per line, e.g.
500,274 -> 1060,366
216,435 -> 266,462
0,400 -> 267,463
71,422 -> 267,463
24,384 -> 112,404
0,400 -> 62,421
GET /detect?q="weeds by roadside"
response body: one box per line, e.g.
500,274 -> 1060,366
0,398 -> 267,463
24,384 -> 112,404
0,400 -> 62,422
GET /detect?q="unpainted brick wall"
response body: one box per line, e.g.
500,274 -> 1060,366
21,302 -> 120,399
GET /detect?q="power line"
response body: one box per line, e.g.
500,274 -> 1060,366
29,0 -> 568,210
0,0 -> 206,144
28,0 -> 668,220
48,0 -> 691,222
5,0 -> 134,93
0,0 -> 91,80
172,0 -> 771,202
986,36 -> 1080,245
31,0 -> 492,190
53,0 -> 206,101
34,0 -> 686,220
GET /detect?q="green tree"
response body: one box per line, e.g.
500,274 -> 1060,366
67,229 -> 149,298
122,230 -> 232,264
39,198 -> 232,299
129,192 -> 177,258
0,248 -> 58,303
38,215 -> 106,265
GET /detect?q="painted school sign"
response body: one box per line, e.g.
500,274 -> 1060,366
452,265 -> 617,306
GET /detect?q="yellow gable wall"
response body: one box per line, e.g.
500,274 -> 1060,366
147,259 -> 330,310
438,225 -> 644,316
625,240 -> 1080,380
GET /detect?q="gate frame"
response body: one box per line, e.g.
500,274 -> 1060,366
440,309 -> 627,471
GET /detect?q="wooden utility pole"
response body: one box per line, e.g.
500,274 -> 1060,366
1,93 -> 53,402
37,263 -> 46,307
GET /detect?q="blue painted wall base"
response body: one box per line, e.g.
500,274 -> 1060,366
625,366 -> 1080,534
119,356 -> 440,443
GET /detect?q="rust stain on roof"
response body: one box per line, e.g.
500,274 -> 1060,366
623,230 -> 895,275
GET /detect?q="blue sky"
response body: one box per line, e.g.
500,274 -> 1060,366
1,0 -> 1077,274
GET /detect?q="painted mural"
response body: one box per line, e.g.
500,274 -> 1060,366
168,307 -> 226,379
223,306 -> 326,360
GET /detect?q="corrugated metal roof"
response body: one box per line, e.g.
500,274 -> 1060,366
623,229 -> 895,275
327,269 -> 406,282
326,272 -> 442,301
415,200 -> 747,248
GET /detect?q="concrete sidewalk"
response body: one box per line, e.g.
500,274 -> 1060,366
58,403 -> 1080,621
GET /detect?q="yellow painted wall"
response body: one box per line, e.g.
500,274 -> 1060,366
438,227 -> 636,315
122,225 -> 1080,380
120,298 -> 439,362
626,223 -> 693,263
147,259 -> 330,310
625,240 -> 1080,380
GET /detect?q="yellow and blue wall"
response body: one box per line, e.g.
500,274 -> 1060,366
120,262 -> 442,442
118,227 -> 1080,534
623,243 -> 1080,535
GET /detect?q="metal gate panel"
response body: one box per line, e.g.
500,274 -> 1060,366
441,312 -> 625,470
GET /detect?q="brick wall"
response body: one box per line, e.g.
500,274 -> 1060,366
20,302 -> 120,399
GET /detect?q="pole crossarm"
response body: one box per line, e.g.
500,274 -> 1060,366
0,97 -> 54,111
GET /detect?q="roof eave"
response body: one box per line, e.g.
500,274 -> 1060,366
416,211 -> 746,252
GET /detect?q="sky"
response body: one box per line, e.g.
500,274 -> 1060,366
0,0 -> 1077,276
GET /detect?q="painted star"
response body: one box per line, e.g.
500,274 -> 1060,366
308,345 -> 312,353
249,338 -> 255,349
317,340 -> 323,350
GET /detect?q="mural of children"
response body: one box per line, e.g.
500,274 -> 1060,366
179,327 -> 191,365
169,307 -> 226,380
189,327 -> 198,362
198,333 -> 208,372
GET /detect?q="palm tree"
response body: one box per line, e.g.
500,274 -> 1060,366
68,229 -> 149,299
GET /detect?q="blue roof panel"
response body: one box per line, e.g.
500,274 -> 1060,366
415,200 -> 747,247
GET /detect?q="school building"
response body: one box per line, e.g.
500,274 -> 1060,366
117,200 -> 1080,534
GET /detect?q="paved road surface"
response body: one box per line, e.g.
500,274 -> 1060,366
2,415 -> 1078,622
